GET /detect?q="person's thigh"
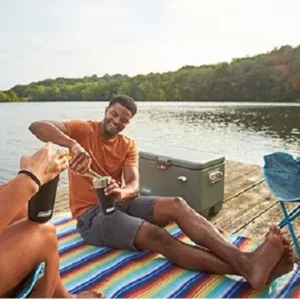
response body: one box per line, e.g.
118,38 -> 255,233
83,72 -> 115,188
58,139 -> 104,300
77,205 -> 147,251
0,219 -> 55,296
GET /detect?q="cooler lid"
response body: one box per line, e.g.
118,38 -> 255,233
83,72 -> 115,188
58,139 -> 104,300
139,145 -> 225,170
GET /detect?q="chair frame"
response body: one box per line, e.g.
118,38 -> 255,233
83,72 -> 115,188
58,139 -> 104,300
277,201 -> 300,259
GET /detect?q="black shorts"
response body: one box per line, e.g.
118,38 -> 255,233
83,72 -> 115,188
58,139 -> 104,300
76,196 -> 158,251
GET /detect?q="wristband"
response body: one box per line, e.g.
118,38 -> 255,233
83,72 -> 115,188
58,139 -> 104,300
18,170 -> 41,189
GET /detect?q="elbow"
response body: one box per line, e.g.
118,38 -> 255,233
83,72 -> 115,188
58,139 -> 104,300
28,121 -> 38,134
28,121 -> 42,135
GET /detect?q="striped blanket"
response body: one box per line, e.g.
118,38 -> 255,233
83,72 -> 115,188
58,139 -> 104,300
53,213 -> 300,298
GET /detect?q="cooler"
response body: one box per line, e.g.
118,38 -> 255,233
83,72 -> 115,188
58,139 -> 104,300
138,146 -> 225,218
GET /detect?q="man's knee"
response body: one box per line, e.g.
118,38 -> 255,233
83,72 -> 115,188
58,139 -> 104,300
134,221 -> 174,251
168,196 -> 194,217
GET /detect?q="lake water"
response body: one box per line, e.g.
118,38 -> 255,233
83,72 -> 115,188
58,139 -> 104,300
1,101 -> 300,184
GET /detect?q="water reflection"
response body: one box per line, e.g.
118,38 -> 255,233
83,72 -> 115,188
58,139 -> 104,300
129,104 -> 300,166
149,106 -> 300,142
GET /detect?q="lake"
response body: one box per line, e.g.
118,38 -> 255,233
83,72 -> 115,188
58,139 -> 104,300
1,101 -> 300,184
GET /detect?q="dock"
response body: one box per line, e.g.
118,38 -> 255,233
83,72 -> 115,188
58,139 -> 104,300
54,160 -> 300,259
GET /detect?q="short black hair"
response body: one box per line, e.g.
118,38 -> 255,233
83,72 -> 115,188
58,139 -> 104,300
109,94 -> 137,116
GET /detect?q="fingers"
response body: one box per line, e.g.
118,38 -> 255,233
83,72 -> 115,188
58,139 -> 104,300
104,179 -> 119,195
68,144 -> 91,174
108,178 -> 117,185
41,142 -> 54,158
70,155 -> 91,174
104,186 -> 119,196
56,155 -> 69,172
69,148 -> 91,173
19,154 -> 31,169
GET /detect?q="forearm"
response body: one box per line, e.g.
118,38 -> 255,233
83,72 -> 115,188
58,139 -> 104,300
0,175 -> 39,234
29,122 -> 76,149
121,180 -> 139,200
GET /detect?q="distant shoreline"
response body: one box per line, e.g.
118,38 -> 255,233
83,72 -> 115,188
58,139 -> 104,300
1,99 -> 300,103
1,44 -> 299,103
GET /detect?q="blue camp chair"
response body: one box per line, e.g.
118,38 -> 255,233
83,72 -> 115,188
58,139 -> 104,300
263,151 -> 300,259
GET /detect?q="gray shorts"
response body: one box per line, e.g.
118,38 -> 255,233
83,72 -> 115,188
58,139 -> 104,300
76,196 -> 158,251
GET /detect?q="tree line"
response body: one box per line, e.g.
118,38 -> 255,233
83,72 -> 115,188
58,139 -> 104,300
1,44 -> 299,103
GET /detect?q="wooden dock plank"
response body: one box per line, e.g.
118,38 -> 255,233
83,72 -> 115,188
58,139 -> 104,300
238,201 -> 300,242
217,160 -> 265,201
212,181 -> 276,233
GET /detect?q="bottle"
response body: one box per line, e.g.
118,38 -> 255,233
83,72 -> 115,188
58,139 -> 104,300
28,175 -> 59,223
92,176 -> 115,215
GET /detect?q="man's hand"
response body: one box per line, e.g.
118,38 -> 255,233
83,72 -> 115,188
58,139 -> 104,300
20,142 -> 69,185
69,143 -> 91,174
104,178 -> 126,201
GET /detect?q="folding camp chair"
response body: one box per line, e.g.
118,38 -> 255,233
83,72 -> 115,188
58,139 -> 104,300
263,151 -> 300,259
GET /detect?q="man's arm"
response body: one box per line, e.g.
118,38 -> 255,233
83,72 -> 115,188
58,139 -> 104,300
29,120 -> 91,173
118,140 -> 139,200
29,120 -> 77,149
104,165 -> 139,201
0,175 -> 39,234
121,165 -> 140,199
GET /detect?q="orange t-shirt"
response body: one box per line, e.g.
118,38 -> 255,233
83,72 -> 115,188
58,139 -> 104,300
64,120 -> 138,219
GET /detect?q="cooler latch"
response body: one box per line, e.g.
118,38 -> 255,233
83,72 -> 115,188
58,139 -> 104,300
156,157 -> 171,170
208,170 -> 223,184
177,175 -> 187,184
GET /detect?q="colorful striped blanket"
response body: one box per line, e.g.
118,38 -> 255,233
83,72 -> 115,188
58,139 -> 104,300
53,213 -> 300,298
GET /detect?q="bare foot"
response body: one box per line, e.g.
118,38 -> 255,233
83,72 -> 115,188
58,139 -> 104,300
71,291 -> 105,298
268,234 -> 294,283
246,224 -> 284,290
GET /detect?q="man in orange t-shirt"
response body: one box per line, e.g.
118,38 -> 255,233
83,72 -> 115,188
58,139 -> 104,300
29,94 -> 292,290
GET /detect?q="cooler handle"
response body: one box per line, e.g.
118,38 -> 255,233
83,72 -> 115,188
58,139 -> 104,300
177,175 -> 187,183
156,157 -> 171,170
208,170 -> 223,184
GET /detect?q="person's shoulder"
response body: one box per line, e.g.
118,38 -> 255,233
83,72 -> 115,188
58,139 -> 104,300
64,119 -> 99,137
64,119 -> 99,133
85,120 -> 100,132
116,133 -> 137,151
117,133 -> 135,144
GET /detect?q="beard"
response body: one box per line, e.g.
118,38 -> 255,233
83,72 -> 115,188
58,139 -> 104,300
102,119 -> 119,139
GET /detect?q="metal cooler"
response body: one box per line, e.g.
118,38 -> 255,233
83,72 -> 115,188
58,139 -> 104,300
138,146 -> 225,218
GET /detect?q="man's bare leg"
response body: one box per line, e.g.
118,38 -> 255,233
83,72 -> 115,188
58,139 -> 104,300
0,219 -> 103,298
135,222 -> 239,275
268,235 -> 294,283
150,197 -> 284,290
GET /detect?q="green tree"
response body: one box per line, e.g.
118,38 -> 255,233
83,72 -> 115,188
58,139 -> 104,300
0,91 -> 8,102
2,44 -> 300,103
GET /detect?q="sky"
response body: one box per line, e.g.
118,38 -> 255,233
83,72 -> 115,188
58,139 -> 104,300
0,0 -> 299,90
